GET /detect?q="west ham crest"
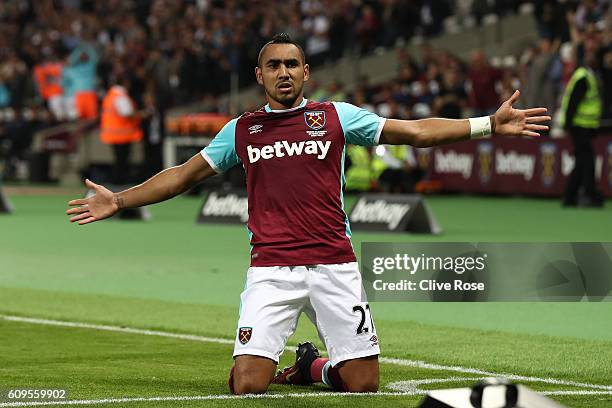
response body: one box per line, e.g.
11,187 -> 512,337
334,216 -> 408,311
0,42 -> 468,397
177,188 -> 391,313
304,111 -> 326,130
238,327 -> 252,344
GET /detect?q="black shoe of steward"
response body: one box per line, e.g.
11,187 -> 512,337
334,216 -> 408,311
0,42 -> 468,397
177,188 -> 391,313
272,342 -> 321,385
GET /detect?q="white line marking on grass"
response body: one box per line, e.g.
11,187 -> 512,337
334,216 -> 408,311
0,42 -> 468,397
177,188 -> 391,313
388,377 -> 481,393
1,390 -> 611,407
0,392 -> 416,407
380,357 -> 612,391
2,316 -> 234,345
543,390 -> 612,395
388,378 -> 612,396
3,315 -> 612,401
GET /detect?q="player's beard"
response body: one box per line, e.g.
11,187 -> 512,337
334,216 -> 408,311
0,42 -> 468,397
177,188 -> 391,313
267,82 -> 303,109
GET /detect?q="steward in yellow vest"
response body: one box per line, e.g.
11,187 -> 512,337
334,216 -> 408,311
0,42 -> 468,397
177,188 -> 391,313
559,67 -> 601,129
345,145 -> 372,192
560,60 -> 603,207
371,145 -> 422,193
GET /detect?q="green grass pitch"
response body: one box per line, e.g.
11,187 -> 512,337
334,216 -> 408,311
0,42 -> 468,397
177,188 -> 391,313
0,190 -> 611,407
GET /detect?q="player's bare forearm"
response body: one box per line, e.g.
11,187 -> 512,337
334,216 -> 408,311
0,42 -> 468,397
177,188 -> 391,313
379,90 -> 550,147
67,153 -> 215,225
380,118 -> 472,147
113,168 -> 185,210
114,153 -> 214,209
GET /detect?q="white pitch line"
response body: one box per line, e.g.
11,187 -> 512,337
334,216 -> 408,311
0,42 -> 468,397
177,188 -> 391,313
2,389 -> 611,407
0,392 -> 416,407
3,315 -> 612,395
543,390 -> 612,396
2,316 -> 234,345
379,357 -> 612,391
387,378 -> 612,396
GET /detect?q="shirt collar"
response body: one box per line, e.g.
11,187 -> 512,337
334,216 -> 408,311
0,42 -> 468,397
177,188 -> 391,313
265,98 -> 308,113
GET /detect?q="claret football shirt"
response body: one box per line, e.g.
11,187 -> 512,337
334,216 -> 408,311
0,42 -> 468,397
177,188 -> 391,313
201,98 -> 386,267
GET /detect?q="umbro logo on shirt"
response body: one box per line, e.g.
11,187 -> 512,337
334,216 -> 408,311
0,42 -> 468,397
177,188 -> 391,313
248,124 -> 263,134
247,140 -> 331,163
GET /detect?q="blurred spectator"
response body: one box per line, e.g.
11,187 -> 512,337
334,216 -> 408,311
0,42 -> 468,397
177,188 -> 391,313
100,77 -> 142,185
433,68 -> 468,119
467,50 -> 503,115
573,0 -> 606,31
302,3 -> 331,66
141,88 -> 166,180
344,145 -> 372,193
355,5 -> 380,54
373,145 -> 423,193
67,37 -> 99,120
328,2 -> 348,61
420,0 -> 452,36
523,38 -> 562,116
326,81 -> 347,102
33,54 -> 65,120
533,0 -> 572,42
308,80 -> 328,102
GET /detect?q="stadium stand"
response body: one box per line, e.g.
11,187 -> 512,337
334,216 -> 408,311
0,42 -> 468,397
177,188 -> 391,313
0,0 -> 609,194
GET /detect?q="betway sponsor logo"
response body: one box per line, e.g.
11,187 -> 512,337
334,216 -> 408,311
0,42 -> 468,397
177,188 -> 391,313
434,150 -> 473,179
202,192 -> 248,222
247,140 -> 331,163
495,150 -> 535,180
351,198 -> 410,230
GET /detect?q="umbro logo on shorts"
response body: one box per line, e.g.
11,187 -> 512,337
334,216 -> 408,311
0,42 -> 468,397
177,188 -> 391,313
246,140 -> 331,163
239,327 -> 252,344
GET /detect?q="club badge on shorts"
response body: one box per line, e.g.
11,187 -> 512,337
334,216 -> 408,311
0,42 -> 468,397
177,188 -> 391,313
238,327 -> 252,344
304,111 -> 326,130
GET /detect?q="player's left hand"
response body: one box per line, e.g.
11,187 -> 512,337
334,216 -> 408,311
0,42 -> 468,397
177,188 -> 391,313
493,90 -> 551,137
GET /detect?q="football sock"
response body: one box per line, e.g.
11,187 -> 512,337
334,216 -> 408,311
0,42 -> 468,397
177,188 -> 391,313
312,358 -> 348,391
310,357 -> 328,382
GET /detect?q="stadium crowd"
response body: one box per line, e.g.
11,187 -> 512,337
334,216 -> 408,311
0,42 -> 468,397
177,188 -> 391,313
0,0 -> 534,115
0,0 -> 610,185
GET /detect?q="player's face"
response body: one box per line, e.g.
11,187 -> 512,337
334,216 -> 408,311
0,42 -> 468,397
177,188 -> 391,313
256,44 -> 309,109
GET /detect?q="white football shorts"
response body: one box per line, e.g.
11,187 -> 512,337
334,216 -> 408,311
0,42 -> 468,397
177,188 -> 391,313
232,262 -> 380,367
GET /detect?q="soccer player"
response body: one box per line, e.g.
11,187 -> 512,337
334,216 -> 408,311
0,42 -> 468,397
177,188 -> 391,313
66,34 -> 550,395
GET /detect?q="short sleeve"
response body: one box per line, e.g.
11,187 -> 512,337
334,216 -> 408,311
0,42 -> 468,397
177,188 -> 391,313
332,101 -> 386,146
201,118 -> 240,173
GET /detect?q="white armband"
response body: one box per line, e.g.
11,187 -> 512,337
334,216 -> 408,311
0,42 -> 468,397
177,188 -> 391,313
469,116 -> 493,139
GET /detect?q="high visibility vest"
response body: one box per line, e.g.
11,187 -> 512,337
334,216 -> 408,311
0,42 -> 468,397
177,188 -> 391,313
560,67 -> 601,129
371,145 -> 408,180
33,62 -> 63,100
100,86 -> 143,144
345,146 -> 371,191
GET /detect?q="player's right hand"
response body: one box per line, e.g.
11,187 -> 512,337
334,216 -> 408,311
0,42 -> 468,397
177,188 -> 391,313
66,179 -> 119,225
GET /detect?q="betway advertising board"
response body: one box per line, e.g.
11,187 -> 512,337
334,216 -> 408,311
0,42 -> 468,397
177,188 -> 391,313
349,194 -> 441,234
416,136 -> 612,196
197,190 -> 248,224
197,190 -> 441,234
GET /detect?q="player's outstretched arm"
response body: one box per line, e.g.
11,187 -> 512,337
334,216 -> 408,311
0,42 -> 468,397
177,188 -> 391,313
379,90 -> 551,147
66,153 -> 215,225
